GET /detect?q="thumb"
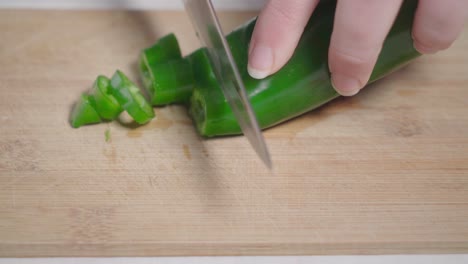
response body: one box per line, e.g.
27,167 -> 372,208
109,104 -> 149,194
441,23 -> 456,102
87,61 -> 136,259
248,0 -> 319,79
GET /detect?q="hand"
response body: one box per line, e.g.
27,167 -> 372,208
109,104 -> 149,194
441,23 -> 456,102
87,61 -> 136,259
247,0 -> 468,96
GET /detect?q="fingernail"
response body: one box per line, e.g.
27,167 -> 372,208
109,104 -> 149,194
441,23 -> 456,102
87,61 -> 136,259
413,41 -> 438,54
331,73 -> 361,96
248,44 -> 273,79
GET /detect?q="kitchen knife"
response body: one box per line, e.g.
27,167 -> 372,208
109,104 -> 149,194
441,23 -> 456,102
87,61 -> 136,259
183,0 -> 272,168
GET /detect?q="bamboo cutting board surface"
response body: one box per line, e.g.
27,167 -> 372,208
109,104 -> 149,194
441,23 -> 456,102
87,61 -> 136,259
0,10 -> 468,257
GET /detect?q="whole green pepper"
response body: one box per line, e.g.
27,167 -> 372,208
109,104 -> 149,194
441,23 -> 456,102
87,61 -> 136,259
141,0 -> 421,137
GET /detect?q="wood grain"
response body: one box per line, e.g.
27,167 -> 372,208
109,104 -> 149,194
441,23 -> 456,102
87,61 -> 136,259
0,9 -> 468,257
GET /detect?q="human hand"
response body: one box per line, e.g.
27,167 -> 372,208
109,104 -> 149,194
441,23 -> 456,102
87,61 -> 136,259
247,0 -> 468,96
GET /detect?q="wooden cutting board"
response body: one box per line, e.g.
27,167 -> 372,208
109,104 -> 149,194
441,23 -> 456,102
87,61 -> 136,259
1,9 -> 468,257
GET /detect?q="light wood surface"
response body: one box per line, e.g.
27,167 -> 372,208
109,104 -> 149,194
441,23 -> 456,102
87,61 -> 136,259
0,9 -> 468,257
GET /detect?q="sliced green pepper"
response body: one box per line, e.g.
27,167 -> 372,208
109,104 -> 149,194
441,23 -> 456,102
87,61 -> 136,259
110,70 -> 155,125
91,75 -> 123,120
70,94 -> 102,128
71,71 -> 155,128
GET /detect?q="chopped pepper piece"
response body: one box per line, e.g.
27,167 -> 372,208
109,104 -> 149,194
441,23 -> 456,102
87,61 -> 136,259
91,75 -> 123,120
110,70 -> 155,125
70,94 -> 102,128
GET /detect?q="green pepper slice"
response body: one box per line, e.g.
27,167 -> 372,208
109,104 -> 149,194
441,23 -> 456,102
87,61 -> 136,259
110,70 -> 155,125
70,94 -> 102,128
91,75 -> 123,120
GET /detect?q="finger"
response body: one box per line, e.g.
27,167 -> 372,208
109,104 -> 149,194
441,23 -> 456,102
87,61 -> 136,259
248,0 -> 319,79
412,0 -> 468,54
329,0 -> 403,96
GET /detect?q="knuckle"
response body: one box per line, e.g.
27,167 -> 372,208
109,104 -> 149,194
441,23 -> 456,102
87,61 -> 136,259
329,45 -> 377,68
329,45 -> 378,82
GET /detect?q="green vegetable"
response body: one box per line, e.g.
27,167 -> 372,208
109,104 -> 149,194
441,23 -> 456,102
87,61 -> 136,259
70,71 -> 154,128
140,33 -> 182,68
70,94 -> 102,128
91,75 -> 122,120
139,34 -> 194,105
141,0 -> 421,137
110,70 -> 155,125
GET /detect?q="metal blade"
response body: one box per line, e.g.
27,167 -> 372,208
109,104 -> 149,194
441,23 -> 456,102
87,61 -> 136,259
184,0 -> 272,168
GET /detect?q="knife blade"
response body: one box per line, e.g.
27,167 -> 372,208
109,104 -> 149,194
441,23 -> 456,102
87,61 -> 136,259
183,0 -> 272,169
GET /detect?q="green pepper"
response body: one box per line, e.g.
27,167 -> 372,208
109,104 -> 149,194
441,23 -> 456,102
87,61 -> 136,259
70,94 -> 102,128
91,75 -> 123,120
142,0 -> 421,137
110,70 -> 155,125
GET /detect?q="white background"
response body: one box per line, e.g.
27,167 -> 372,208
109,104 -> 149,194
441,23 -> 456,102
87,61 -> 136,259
1,0 -> 467,263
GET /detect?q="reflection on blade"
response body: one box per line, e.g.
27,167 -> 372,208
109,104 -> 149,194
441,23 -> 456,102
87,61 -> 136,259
184,0 -> 272,168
